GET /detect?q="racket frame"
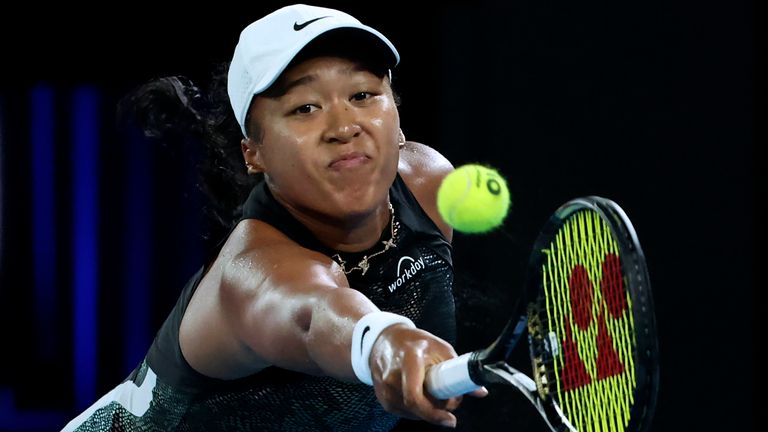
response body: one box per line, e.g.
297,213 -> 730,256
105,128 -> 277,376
427,196 -> 660,432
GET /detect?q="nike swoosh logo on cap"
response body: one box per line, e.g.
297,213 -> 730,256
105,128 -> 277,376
294,16 -> 330,31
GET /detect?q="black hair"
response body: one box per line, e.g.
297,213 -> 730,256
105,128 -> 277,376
117,64 -> 256,243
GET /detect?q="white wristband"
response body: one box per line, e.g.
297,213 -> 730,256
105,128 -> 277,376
351,311 -> 415,385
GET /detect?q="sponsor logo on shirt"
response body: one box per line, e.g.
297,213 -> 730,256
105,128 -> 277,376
388,255 -> 425,293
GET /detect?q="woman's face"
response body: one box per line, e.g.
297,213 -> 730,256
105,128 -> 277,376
243,56 -> 400,220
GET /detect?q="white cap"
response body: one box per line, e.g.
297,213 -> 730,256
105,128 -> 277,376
227,4 -> 400,137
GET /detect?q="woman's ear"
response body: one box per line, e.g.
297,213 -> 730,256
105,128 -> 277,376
241,138 -> 265,174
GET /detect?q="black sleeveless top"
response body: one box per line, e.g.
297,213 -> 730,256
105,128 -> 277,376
67,174 -> 456,432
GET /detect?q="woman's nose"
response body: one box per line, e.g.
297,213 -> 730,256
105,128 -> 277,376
322,104 -> 362,144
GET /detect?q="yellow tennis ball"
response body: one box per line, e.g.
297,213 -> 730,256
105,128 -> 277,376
437,164 -> 511,233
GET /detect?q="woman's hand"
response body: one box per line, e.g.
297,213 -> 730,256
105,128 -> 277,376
369,324 -> 488,428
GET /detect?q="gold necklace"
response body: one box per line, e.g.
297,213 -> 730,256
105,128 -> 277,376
332,203 -> 399,275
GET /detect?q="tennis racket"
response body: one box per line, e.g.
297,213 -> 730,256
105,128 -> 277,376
426,196 -> 659,432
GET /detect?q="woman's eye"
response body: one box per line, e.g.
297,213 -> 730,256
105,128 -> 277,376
293,104 -> 316,114
351,92 -> 372,101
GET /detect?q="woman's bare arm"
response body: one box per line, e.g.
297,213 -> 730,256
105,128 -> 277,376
216,219 -> 469,426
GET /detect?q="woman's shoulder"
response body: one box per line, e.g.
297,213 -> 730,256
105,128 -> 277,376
397,141 -> 454,178
211,219 -> 348,306
226,219 -> 336,268
397,141 -> 454,240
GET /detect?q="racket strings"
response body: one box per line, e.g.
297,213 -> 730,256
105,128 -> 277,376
536,210 -> 639,432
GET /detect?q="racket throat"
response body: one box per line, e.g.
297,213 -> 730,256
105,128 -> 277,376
483,364 -> 576,432
483,363 -> 536,391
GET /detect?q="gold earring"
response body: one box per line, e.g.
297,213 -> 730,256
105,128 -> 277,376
398,129 -> 406,149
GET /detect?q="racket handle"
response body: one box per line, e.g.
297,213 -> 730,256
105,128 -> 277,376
425,352 -> 482,399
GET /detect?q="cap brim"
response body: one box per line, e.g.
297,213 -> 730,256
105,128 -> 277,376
252,24 -> 400,96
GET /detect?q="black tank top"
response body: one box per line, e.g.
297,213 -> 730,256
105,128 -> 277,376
71,174 -> 456,432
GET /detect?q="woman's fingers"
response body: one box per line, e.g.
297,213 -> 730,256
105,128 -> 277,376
400,348 -> 461,427
370,325 -> 471,427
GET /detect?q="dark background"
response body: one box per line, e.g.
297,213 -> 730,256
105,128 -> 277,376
0,0 -> 757,431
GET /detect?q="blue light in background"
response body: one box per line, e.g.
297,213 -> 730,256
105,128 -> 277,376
31,85 -> 57,361
72,87 -> 100,410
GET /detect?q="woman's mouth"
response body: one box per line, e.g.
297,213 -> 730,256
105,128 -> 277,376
328,152 -> 370,170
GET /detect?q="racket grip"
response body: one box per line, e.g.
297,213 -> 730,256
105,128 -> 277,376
425,352 -> 482,399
